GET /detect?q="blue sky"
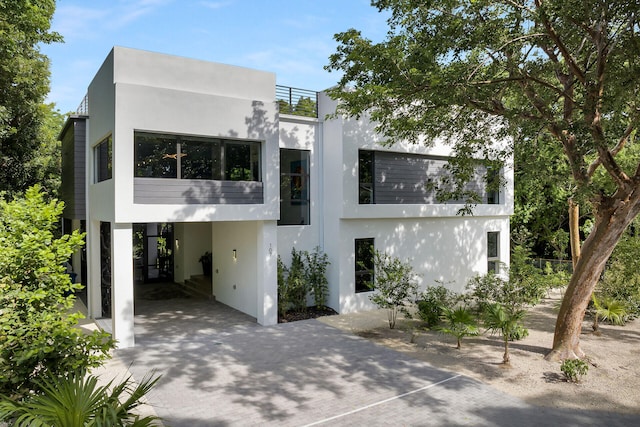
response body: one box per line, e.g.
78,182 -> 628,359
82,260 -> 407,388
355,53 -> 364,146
41,0 -> 390,114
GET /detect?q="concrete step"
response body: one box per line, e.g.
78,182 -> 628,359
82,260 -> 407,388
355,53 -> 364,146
182,275 -> 214,300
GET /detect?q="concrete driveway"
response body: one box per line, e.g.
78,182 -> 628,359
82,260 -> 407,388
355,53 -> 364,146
105,298 -> 639,426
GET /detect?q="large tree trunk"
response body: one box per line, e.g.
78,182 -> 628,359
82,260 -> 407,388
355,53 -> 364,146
546,194 -> 640,361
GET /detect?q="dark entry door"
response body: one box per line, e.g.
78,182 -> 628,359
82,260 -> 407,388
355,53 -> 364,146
133,223 -> 174,283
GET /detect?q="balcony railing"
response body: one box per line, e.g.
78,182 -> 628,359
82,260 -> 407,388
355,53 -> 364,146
77,94 -> 89,115
276,85 -> 318,118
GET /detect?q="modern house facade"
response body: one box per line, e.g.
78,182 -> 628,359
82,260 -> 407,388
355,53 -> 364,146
60,47 -> 513,348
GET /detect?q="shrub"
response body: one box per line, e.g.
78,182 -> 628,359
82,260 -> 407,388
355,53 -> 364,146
286,248 -> 307,312
436,306 -> 479,349
591,293 -> 628,332
0,187 -> 114,398
416,284 -> 459,327
560,359 -> 589,383
305,246 -> 330,309
0,370 -> 161,426
277,255 -> 288,318
483,303 -> 527,364
368,251 -> 420,329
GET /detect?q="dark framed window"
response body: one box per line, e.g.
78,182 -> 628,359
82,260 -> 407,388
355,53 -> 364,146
134,131 -> 261,181
487,231 -> 500,273
278,149 -> 310,225
94,136 -> 112,182
358,150 -> 374,204
355,238 -> 374,293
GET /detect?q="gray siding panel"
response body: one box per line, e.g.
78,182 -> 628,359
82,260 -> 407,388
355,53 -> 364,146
134,178 -> 264,204
373,152 -> 490,204
60,117 -> 87,220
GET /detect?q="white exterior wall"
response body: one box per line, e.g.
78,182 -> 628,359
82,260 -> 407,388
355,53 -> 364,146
277,116 -> 323,264
317,93 -> 514,314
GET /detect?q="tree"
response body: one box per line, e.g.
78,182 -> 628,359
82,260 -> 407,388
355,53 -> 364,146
0,1 -> 62,198
368,251 -> 419,329
326,0 -> 640,360
0,186 -> 114,398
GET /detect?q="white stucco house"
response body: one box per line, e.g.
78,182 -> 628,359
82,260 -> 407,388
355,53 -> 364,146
59,46 -> 513,348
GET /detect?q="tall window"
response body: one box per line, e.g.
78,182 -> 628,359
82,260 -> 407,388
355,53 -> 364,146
355,238 -> 374,293
134,132 -> 260,181
279,149 -> 310,225
94,136 -> 112,182
487,231 -> 500,273
358,150 -> 374,204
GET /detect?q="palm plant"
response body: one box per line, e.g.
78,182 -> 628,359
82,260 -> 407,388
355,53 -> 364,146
483,303 -> 526,364
0,370 -> 161,427
436,306 -> 480,349
592,293 -> 628,333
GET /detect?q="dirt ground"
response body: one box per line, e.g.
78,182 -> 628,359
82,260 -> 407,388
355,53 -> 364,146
320,290 -> 640,415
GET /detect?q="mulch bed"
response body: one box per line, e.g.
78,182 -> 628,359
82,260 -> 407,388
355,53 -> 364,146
278,306 -> 338,323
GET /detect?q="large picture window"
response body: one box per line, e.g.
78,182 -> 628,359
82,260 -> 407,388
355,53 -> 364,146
279,149 -> 310,226
94,136 -> 112,182
355,238 -> 374,293
134,132 -> 260,181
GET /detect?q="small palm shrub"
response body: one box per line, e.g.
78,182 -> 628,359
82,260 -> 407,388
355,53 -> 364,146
483,303 -> 526,364
436,306 -> 479,349
560,359 -> 589,383
591,294 -> 629,333
0,370 -> 161,426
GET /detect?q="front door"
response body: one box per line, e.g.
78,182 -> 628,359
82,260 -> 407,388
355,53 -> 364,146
133,223 -> 174,283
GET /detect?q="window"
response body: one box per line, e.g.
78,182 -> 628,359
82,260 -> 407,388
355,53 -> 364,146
487,231 -> 500,273
355,238 -> 374,293
278,149 -> 310,225
358,150 -> 374,204
357,150 -> 500,205
134,132 -> 261,181
94,136 -> 112,182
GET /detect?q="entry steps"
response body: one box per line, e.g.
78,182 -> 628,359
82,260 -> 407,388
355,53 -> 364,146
181,275 -> 215,300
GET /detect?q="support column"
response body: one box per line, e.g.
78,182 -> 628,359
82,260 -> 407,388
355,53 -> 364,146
111,223 -> 135,348
256,220 -> 277,325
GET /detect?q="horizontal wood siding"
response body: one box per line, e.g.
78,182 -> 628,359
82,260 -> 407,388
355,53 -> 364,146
134,178 -> 263,204
373,152 -> 490,204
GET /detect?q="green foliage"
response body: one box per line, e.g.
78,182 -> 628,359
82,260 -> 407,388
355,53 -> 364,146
416,284 -> 460,327
278,247 -> 331,317
597,219 -> 640,318
483,303 -> 527,364
287,248 -> 307,312
436,306 -> 479,349
0,187 -> 114,398
0,1 -> 63,197
278,97 -> 317,117
560,359 -> 589,383
591,294 -> 628,330
0,370 -> 161,426
305,246 -> 331,309
368,251 -> 419,329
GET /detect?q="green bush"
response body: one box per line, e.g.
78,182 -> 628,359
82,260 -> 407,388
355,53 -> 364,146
278,247 -> 331,317
368,251 -> 420,329
0,370 -> 161,426
416,284 -> 459,327
305,246 -> 330,309
436,306 -> 479,349
560,359 -> 589,383
0,187 -> 114,398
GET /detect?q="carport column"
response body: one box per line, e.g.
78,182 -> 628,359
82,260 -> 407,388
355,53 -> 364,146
257,220 -> 277,325
111,223 -> 135,348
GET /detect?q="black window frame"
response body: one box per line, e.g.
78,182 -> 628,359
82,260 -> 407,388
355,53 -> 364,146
487,231 -> 500,273
358,150 -> 374,204
355,238 -> 375,293
95,136 -> 112,183
278,148 -> 311,226
134,131 -> 261,182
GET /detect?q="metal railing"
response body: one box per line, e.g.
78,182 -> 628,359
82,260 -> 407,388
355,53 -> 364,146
77,93 -> 89,115
276,85 -> 318,118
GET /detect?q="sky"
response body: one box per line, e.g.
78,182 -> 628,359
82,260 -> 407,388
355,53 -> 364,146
41,0 -> 390,114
